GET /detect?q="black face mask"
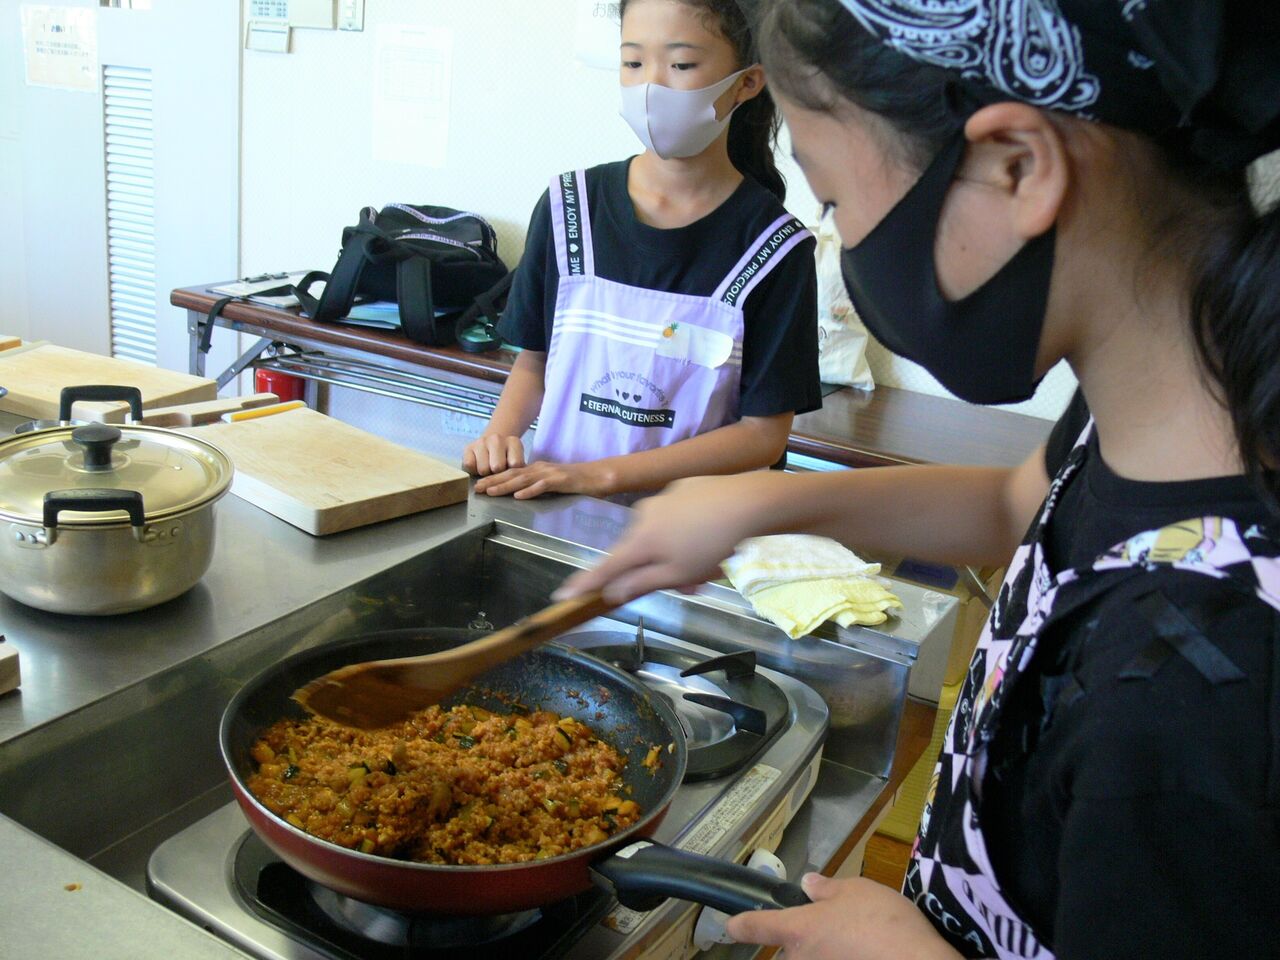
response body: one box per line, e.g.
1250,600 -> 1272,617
839,132 -> 1055,406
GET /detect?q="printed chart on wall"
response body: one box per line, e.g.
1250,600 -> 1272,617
372,25 -> 453,167
20,4 -> 98,92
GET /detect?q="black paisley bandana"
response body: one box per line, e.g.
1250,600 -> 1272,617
836,0 -> 1280,169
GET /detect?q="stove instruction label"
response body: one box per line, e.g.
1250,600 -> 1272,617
602,763 -> 783,936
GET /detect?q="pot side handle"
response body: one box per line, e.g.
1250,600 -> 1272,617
43,489 -> 146,543
590,839 -> 811,915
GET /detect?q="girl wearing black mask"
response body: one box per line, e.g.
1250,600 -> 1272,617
561,1 -> 1280,957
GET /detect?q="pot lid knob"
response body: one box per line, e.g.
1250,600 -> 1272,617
72,423 -> 122,470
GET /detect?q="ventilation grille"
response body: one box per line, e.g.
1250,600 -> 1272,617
103,65 -> 157,364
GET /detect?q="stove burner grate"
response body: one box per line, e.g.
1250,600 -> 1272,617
575,632 -> 789,781
306,880 -> 542,948
232,831 -> 611,960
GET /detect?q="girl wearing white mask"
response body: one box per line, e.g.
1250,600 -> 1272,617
463,0 -> 820,500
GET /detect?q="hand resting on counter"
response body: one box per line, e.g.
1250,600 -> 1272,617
726,873 -> 962,960
473,458 -> 617,500
463,434 -> 527,477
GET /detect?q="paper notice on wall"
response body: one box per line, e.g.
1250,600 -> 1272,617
372,25 -> 452,168
20,5 -> 98,92
574,0 -> 621,71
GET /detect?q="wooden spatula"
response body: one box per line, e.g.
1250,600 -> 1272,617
291,591 -> 615,729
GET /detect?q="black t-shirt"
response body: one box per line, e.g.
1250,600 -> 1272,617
497,159 -> 821,419
980,389 -> 1280,959
1040,390 -> 1270,569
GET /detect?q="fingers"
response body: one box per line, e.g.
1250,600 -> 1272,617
477,464 -> 562,498
472,439 -> 493,476
800,872 -> 839,900
554,534 -> 720,603
468,435 -> 521,477
476,468 -> 536,497
464,441 -> 487,476
506,436 -> 526,469
725,903 -> 813,948
485,435 -> 509,475
601,563 -> 688,605
512,478 -> 549,500
554,540 -> 655,600
553,568 -> 601,601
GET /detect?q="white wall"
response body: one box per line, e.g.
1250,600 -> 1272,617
1,0 -> 108,352
241,3 -> 639,286
0,1 -> 30,340
1,1 -> 240,376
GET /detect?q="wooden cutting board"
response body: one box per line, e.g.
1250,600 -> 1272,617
132,392 -> 279,427
0,342 -> 217,421
0,640 -> 19,697
190,407 -> 469,535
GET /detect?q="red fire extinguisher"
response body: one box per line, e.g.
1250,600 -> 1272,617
254,368 -> 307,404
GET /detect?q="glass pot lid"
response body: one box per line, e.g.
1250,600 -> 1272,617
0,423 -> 234,525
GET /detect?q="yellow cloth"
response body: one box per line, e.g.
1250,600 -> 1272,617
723,535 -> 902,639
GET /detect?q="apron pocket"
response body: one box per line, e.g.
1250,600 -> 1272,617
654,321 -> 734,368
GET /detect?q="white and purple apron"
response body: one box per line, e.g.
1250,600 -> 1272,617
905,420 -> 1280,958
529,169 -> 810,464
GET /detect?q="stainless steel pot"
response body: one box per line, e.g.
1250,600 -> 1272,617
0,420 -> 234,615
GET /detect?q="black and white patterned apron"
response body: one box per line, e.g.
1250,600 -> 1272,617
904,420 -> 1280,958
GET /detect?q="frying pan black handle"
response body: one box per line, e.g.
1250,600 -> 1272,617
590,840 -> 810,915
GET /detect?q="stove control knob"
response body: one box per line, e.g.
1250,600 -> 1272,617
692,849 -> 787,952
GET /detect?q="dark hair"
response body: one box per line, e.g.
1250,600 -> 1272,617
756,0 -> 962,169
758,0 -> 1280,510
619,0 -> 786,201
1180,160 -> 1280,511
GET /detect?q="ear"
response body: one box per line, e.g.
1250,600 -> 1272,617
733,63 -> 766,107
962,102 -> 1068,240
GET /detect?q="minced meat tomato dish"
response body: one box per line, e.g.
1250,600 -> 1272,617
246,704 -> 641,864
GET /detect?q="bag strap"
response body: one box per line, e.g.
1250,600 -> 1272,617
294,210 -> 381,322
453,269 -> 515,353
291,271 -> 329,319
396,255 -> 439,344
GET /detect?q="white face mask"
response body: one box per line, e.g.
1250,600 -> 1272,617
619,68 -> 750,160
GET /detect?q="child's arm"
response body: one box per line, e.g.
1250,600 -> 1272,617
557,448 -> 1052,603
462,350 -> 547,476
473,412 -> 792,498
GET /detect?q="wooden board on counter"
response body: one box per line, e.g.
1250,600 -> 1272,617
0,641 -> 19,697
0,342 -> 217,421
190,407 -> 469,535
133,392 -> 279,427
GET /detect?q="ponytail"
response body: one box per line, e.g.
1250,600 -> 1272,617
1188,183 -> 1280,511
727,85 -> 786,202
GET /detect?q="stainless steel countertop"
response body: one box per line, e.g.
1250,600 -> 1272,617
0,417 -> 902,958
0,816 -> 246,960
0,491 -> 483,745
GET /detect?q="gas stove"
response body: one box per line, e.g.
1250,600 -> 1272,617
147,618 -> 828,960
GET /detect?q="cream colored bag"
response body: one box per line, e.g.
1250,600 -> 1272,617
813,211 -> 874,390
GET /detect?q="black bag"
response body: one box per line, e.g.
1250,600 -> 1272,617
294,204 -> 509,346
